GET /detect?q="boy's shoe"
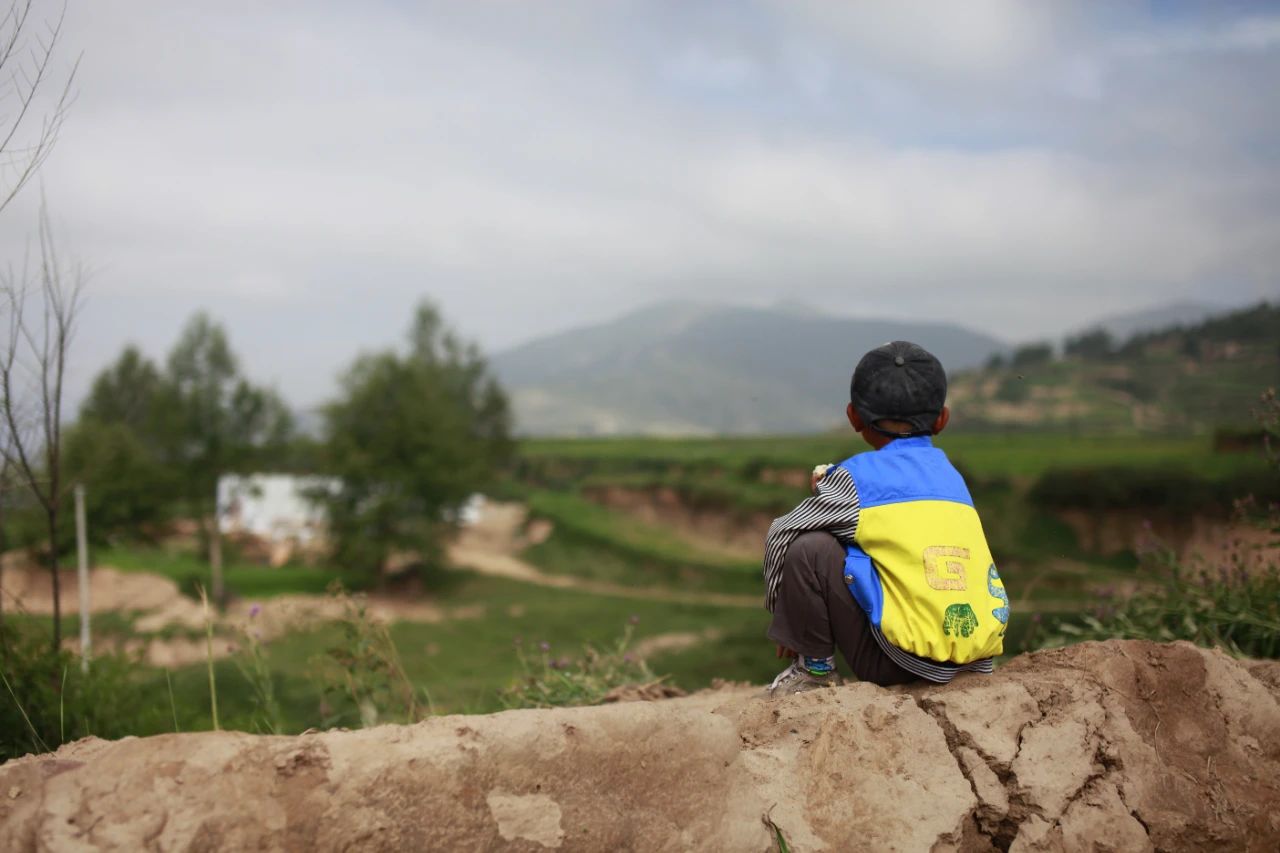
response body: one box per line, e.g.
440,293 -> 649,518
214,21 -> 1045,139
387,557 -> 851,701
766,661 -> 841,697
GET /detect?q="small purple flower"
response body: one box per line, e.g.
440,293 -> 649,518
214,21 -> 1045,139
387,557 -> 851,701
627,614 -> 640,626
538,641 -> 551,652
623,653 -> 635,663
1031,613 -> 1043,624
249,603 -> 262,619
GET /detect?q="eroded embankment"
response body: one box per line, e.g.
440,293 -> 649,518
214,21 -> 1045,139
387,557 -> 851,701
2,640 -> 1278,851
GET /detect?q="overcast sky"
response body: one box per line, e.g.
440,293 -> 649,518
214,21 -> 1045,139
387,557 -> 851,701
2,1 -> 1278,411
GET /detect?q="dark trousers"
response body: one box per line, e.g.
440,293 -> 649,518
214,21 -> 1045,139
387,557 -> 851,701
767,532 -> 919,686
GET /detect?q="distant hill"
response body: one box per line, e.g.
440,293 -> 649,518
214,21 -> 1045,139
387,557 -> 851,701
1078,301 -> 1224,343
491,302 -> 1005,435
950,302 -> 1280,433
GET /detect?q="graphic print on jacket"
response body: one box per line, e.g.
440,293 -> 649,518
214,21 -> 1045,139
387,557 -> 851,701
837,436 -> 1008,664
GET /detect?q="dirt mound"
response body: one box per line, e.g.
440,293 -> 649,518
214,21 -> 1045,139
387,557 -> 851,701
3,564 -> 462,667
582,485 -> 772,560
2,640 -> 1278,851
1,565 -> 190,617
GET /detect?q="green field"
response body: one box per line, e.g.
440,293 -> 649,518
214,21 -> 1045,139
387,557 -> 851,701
4,429 -> 1271,753
520,431 -> 1262,480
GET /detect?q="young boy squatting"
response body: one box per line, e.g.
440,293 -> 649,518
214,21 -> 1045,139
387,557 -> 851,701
764,341 -> 1010,695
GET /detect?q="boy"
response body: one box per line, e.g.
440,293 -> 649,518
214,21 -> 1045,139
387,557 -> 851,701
763,341 -> 1009,695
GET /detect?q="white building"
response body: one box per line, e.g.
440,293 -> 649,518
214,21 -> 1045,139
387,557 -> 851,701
216,474 -> 340,546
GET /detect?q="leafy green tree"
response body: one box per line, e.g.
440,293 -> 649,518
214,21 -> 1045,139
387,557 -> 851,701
321,301 -> 511,581
72,316 -> 293,599
162,313 -> 293,597
1010,341 -> 1054,368
80,345 -> 166,437
1063,328 -> 1113,360
62,419 -> 173,547
69,346 -> 179,544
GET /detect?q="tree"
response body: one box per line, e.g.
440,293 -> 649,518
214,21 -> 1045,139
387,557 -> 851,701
0,1 -> 77,215
1010,342 -> 1054,369
321,301 -> 511,581
160,313 -> 293,600
0,207 -> 84,652
0,450 -> 12,636
79,344 -> 165,436
62,418 -> 172,546
1063,328 -> 1113,360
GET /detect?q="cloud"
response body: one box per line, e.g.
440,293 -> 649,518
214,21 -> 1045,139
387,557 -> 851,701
0,1 -> 1274,412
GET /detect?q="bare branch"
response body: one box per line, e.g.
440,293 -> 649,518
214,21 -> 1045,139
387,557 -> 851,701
0,1 -> 76,214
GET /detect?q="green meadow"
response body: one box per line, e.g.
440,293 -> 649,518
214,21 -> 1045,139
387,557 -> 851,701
4,429 -> 1270,755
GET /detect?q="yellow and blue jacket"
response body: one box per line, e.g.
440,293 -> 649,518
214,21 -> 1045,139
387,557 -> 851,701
837,436 -> 1009,665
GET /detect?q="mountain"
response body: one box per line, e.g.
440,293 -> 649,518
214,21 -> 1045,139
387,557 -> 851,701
491,301 -> 1006,435
950,301 -> 1280,432
1076,301 -> 1224,343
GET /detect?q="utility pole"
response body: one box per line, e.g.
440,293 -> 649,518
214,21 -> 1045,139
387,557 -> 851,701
210,483 -> 224,606
74,483 -> 89,672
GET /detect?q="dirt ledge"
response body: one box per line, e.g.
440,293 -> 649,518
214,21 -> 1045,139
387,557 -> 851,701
2,640 -> 1278,851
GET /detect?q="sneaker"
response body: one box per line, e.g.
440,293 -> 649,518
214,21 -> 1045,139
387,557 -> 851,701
766,661 -> 841,697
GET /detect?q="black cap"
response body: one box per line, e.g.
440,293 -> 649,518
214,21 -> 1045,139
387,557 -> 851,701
850,341 -> 947,437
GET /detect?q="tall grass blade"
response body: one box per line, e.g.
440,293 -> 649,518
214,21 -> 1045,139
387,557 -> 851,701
165,668 -> 180,733
762,806 -> 790,853
0,667 -> 49,754
198,584 -> 219,731
60,664 -> 67,743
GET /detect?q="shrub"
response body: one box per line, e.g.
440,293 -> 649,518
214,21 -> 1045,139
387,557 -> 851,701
1028,466 -> 1280,516
0,623 -> 164,762
312,584 -> 428,728
499,621 -> 673,709
1035,529 -> 1280,659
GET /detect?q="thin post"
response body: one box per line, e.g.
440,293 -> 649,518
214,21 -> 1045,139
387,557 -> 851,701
74,483 -> 89,672
210,515 -> 224,606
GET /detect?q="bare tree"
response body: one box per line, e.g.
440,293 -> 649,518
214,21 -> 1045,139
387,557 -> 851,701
0,451 -> 10,640
0,204 -> 83,651
0,0 -> 77,215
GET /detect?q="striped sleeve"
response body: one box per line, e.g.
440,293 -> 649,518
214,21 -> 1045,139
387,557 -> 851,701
762,465 -> 860,612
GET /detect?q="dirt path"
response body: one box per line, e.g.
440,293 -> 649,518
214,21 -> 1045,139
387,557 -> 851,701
446,501 -> 760,609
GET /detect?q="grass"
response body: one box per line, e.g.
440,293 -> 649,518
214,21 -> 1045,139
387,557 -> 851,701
97,545 -> 369,598
5,429 -> 1266,754
519,431 -> 1265,482
98,570 -> 772,730
524,489 -> 755,572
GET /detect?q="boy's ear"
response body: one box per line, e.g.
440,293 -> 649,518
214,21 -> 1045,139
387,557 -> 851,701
933,406 -> 951,435
846,403 -> 865,431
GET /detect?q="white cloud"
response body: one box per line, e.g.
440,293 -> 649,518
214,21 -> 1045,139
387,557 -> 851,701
0,0 -> 1273,411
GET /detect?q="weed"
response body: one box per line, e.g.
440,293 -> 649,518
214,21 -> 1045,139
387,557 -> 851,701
198,584 -> 220,730
231,603 -> 282,734
498,620 -> 669,709
762,806 -> 790,853
165,669 -> 180,732
0,620 -> 166,760
313,582 -> 425,727
1036,526 -> 1280,658
1037,390 -> 1280,658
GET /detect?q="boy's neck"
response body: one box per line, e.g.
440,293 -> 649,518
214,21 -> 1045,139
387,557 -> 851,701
865,432 -> 933,451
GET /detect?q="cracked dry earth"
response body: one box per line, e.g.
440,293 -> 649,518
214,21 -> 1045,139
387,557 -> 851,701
2,640 -> 1279,851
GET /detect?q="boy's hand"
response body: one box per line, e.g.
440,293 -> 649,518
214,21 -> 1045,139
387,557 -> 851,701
775,644 -> 797,659
810,464 -> 834,494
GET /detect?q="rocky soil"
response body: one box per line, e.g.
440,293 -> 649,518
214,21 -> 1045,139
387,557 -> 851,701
2,639 -> 1278,851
